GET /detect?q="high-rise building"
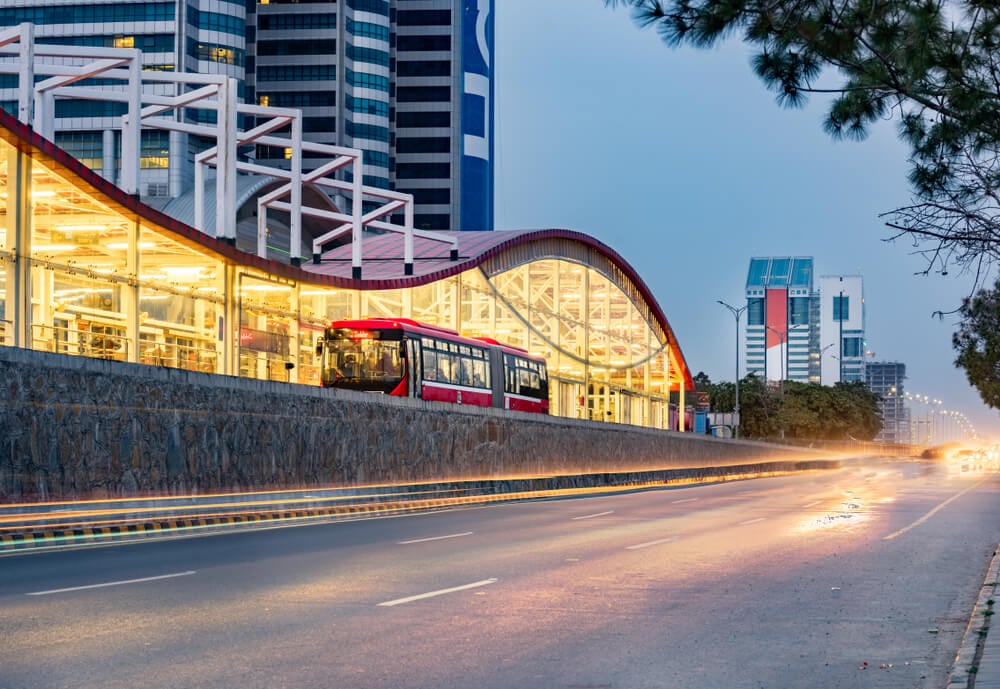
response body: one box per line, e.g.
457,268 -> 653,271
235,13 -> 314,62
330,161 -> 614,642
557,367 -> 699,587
0,0 -> 247,199
866,361 -> 906,443
744,256 -> 816,384
818,274 -> 866,383
0,0 -> 494,231
743,259 -> 868,386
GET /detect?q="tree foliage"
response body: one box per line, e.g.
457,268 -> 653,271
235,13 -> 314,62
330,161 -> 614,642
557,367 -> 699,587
697,373 -> 882,440
953,278 -> 1000,408
605,0 -> 1000,278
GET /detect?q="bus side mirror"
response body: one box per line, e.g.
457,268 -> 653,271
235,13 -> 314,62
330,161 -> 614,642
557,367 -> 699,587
315,339 -> 324,356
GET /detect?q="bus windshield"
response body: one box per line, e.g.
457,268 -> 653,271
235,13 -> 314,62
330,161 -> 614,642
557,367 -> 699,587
321,329 -> 404,391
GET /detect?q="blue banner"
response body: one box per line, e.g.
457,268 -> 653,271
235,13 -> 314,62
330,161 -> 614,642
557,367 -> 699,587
461,0 -> 494,231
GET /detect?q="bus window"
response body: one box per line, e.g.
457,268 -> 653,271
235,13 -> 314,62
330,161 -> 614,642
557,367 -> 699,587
423,350 -> 437,381
472,358 -> 487,388
437,355 -> 453,383
458,357 -> 473,386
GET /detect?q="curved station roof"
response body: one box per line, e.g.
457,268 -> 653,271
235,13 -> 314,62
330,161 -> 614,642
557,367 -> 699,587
0,101 -> 694,428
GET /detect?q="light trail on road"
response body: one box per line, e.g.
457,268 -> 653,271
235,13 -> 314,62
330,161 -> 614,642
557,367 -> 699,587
0,460 -> 996,689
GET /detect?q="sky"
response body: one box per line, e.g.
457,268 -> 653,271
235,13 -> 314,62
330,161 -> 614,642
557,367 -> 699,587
493,1 -> 1000,439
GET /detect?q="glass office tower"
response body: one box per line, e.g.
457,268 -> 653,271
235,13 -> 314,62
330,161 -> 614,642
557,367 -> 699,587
0,0 -> 494,232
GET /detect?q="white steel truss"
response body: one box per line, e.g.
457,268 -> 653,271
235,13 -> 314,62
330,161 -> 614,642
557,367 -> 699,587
0,23 -> 458,276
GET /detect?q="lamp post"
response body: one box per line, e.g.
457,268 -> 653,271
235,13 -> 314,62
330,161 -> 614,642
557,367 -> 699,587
838,289 -> 845,382
717,300 -> 746,439
819,343 -> 834,384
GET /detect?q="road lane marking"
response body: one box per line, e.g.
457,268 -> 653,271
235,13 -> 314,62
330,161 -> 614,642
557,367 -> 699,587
739,518 -> 767,526
397,531 -> 473,544
671,498 -> 698,504
572,511 -> 614,520
27,570 -> 196,596
626,536 -> 678,550
802,501 -> 821,509
883,481 -> 984,540
377,578 -> 498,606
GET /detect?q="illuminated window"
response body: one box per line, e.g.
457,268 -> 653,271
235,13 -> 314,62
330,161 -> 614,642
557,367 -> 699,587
258,95 -> 269,107
209,47 -> 233,64
114,36 -> 135,48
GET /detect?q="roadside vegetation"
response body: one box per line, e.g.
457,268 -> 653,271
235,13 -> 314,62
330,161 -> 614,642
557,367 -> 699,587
692,371 -> 882,441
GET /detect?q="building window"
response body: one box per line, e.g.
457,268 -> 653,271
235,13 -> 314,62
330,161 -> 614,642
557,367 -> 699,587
187,40 -> 246,66
396,86 -> 450,103
396,9 -> 451,25
396,35 -> 450,52
363,150 -> 389,168
395,137 -> 449,154
789,296 -> 809,325
347,45 -> 390,67
346,69 -> 390,92
259,91 -> 336,108
345,120 -> 390,142
257,39 -> 336,56
258,13 -> 336,30
258,65 -> 336,81
396,163 -> 450,179
346,0 -> 389,14
346,19 -> 390,41
55,101 -> 128,118
399,188 -> 450,205
187,8 -> 246,37
0,4 -> 175,25
302,117 -> 336,133
842,337 -> 862,358
396,60 -> 450,77
347,97 -> 388,117
747,298 -> 764,326
833,294 -> 849,321
395,111 -> 450,128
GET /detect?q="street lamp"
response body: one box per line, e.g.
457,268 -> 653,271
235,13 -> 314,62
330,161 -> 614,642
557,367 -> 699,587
819,343 -> 835,384
838,289 -> 845,382
717,300 -> 746,439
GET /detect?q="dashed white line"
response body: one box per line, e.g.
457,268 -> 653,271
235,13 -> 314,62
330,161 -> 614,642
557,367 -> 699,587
802,501 -> 821,509
27,570 -> 196,596
671,498 -> 698,504
883,481 -> 984,540
572,511 -> 614,520
739,518 -> 767,526
625,536 -> 679,550
377,578 -> 498,607
397,531 -> 473,544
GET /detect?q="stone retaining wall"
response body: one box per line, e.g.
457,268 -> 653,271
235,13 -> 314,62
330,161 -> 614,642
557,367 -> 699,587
0,348 -> 831,500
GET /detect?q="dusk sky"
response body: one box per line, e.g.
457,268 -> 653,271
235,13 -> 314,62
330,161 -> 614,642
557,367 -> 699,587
493,1 -> 1000,438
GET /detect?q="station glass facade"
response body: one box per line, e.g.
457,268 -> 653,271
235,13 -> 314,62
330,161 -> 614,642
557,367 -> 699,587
0,120 -> 691,429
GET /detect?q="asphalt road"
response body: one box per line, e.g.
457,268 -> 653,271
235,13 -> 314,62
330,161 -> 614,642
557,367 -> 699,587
1,458 -> 997,689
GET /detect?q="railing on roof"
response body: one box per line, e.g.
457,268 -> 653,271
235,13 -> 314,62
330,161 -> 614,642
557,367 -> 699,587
0,22 -> 457,277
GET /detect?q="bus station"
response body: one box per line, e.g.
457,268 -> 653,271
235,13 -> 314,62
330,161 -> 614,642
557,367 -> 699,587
0,25 -> 694,430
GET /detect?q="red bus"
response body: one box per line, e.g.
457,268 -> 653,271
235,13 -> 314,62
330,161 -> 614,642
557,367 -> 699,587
317,318 -> 549,414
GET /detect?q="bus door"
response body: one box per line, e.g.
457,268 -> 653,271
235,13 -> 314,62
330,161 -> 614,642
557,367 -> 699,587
405,337 -> 422,398
488,346 -> 504,408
